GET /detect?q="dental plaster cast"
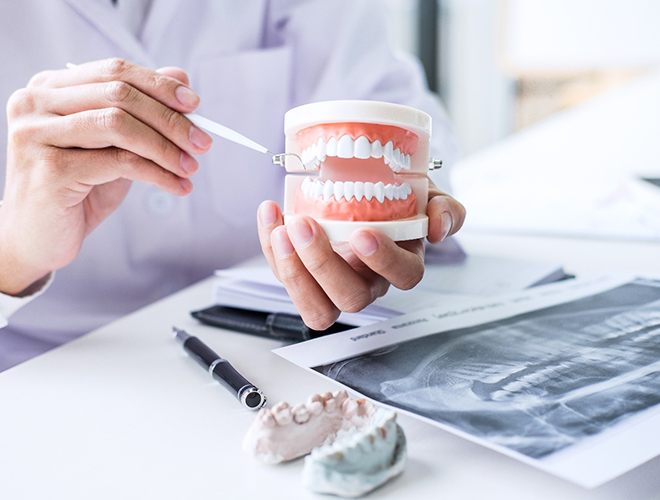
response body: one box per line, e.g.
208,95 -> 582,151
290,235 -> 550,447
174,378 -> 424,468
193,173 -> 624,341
279,100 -> 434,241
242,390 -> 407,497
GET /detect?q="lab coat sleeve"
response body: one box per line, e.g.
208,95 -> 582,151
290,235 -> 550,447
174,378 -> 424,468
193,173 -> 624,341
0,273 -> 53,329
270,0 -> 458,190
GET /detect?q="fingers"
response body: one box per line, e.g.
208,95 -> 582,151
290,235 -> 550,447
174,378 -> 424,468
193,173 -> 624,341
269,226 -> 341,330
28,58 -> 199,113
349,230 -> 425,290
41,108 -> 197,179
257,200 -> 284,278
286,216 -> 377,315
258,203 -> 341,329
156,67 -> 190,86
50,147 -> 191,196
427,182 -> 466,244
38,83 -> 212,155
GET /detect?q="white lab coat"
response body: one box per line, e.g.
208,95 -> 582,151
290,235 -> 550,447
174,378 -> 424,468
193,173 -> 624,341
0,0 -> 456,371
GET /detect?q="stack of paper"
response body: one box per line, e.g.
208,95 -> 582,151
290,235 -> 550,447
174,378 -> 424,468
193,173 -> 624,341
213,253 -> 566,326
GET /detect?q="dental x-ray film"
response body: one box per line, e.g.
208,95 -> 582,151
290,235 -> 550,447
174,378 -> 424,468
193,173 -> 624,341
275,276 -> 660,488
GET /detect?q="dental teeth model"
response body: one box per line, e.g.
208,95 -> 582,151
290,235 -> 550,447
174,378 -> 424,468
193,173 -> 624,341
279,100 -> 432,241
243,390 -> 407,497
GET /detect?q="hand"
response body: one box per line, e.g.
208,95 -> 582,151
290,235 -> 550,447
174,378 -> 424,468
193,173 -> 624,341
0,58 -> 213,295
257,181 -> 465,330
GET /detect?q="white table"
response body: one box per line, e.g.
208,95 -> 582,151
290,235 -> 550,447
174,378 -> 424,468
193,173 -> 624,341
1,232 -> 659,500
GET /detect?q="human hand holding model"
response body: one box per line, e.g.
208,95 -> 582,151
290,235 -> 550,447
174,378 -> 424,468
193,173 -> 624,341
0,58 -> 212,296
258,100 -> 465,330
257,183 -> 465,330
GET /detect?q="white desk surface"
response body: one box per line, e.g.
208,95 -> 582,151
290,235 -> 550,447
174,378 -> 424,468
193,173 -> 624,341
1,232 -> 659,500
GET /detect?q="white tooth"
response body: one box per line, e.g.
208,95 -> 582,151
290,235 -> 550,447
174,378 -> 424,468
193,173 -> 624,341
343,181 -> 354,201
371,140 -> 383,158
307,401 -> 323,416
404,154 -> 411,169
383,141 -> 393,165
354,136 -> 371,159
364,182 -> 374,201
326,137 -> 338,156
374,182 -> 385,203
337,135 -> 354,158
354,181 -> 364,201
333,181 -> 344,201
323,180 -> 334,201
384,141 -> 393,158
316,138 -> 327,160
396,149 -> 404,170
314,181 -> 324,199
293,404 -> 310,424
384,184 -> 394,200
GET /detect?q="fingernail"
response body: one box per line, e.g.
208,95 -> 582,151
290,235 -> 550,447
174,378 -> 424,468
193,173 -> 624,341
440,212 -> 453,241
175,85 -> 199,108
179,177 -> 192,193
289,218 -> 314,247
189,126 -> 212,150
272,228 -> 294,258
352,231 -> 379,256
180,151 -> 198,175
259,202 -> 277,226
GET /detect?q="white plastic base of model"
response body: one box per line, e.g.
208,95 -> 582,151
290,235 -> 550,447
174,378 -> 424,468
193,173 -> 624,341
284,214 -> 428,242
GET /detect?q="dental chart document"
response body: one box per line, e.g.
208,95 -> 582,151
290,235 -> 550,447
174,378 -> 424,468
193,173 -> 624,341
275,275 -> 660,487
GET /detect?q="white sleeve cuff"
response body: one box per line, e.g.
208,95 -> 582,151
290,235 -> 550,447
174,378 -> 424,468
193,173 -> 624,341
0,273 -> 54,328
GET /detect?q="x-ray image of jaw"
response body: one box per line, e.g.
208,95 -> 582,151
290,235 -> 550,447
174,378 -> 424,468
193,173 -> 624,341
281,100 -> 431,242
315,279 -> 660,459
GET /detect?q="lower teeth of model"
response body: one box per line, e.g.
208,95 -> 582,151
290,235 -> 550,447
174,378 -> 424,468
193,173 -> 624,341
301,178 -> 412,203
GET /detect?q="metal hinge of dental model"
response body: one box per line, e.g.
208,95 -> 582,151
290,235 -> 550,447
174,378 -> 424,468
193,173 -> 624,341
272,153 -> 307,170
272,154 -> 443,173
428,159 -> 443,171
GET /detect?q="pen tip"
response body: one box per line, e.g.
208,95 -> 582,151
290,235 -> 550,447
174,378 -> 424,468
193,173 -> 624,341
172,326 -> 190,343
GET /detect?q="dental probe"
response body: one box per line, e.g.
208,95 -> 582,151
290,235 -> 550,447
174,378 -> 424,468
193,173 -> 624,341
179,116 -> 304,168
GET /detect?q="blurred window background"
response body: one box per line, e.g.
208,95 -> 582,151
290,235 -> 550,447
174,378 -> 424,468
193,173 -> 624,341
383,0 -> 660,156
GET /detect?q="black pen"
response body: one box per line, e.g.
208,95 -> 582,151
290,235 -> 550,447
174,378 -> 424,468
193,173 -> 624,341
173,327 -> 266,410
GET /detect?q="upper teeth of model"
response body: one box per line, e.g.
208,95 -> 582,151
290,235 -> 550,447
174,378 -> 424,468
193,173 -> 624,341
299,136 -> 412,172
301,177 -> 412,203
